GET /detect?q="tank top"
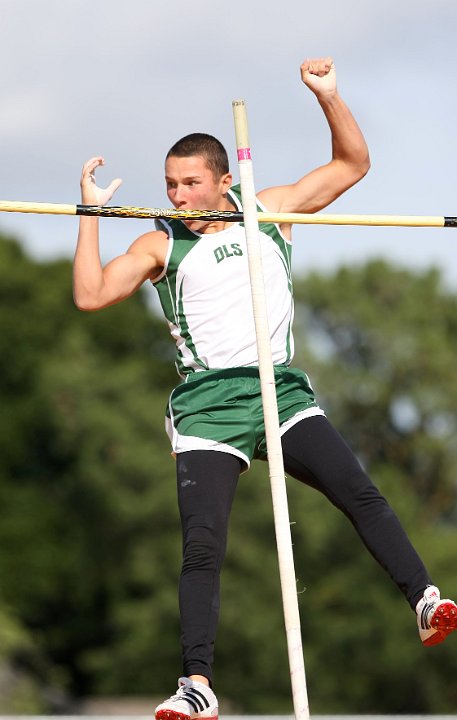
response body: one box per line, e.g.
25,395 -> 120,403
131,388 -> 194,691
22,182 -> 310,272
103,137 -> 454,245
153,185 -> 294,378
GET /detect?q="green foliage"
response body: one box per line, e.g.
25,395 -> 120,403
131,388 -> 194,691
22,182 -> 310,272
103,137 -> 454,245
288,261 -> 457,712
293,261 -> 457,520
1,233 -> 457,714
0,232 -> 179,707
0,603 -> 49,714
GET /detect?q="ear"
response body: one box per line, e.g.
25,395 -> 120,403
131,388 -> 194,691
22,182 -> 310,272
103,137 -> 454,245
220,172 -> 232,192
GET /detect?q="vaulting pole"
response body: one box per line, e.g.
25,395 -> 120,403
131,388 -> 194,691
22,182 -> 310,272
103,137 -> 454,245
232,99 -> 310,720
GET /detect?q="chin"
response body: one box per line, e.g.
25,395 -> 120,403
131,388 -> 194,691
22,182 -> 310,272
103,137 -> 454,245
184,219 -> 206,231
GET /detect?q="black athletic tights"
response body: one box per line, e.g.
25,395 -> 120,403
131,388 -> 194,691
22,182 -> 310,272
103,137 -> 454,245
176,415 -> 432,683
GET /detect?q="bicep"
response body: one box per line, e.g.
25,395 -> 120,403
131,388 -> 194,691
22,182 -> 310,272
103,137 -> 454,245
98,231 -> 166,308
101,251 -> 158,304
258,159 -> 366,215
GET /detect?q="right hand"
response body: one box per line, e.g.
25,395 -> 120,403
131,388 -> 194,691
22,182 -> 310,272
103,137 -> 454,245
80,156 -> 122,205
300,57 -> 337,100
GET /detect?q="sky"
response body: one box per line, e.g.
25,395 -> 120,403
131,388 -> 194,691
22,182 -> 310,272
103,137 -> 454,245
1,0 -> 457,287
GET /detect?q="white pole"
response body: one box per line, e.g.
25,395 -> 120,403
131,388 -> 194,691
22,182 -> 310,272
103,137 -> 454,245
232,99 -> 310,720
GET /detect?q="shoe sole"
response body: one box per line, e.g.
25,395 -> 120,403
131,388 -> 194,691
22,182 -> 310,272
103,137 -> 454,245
423,601 -> 457,646
156,712 -> 218,720
156,712 -> 190,720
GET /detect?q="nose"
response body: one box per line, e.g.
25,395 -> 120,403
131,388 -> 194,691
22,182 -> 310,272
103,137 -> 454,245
173,184 -> 188,207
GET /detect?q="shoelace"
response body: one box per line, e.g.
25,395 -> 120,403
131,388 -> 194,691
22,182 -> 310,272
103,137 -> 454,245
171,684 -> 210,714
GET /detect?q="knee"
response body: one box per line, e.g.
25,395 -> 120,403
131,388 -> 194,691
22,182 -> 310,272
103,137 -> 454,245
182,523 -> 224,574
331,467 -> 388,514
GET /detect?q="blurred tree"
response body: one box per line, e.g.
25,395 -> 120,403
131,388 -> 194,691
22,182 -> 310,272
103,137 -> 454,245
1,233 -> 456,714
0,601 -> 52,713
210,260 -> 457,713
293,260 -> 457,519
283,260 -> 457,712
0,233 -> 179,706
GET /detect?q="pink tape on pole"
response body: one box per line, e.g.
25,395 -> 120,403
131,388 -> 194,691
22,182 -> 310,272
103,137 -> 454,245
237,147 -> 252,161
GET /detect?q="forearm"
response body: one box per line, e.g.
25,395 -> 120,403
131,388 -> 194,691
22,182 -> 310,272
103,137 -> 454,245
73,216 -> 106,310
318,91 -> 370,172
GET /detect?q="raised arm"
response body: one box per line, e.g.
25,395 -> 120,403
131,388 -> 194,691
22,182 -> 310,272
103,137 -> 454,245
73,157 -> 166,311
257,57 -> 370,222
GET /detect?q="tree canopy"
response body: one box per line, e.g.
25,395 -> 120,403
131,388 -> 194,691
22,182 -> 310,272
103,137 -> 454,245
0,232 -> 456,713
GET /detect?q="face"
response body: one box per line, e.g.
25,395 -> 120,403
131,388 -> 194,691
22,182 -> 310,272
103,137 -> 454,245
165,155 -> 232,232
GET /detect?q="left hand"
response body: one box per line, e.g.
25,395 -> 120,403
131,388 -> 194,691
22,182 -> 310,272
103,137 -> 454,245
300,57 -> 337,99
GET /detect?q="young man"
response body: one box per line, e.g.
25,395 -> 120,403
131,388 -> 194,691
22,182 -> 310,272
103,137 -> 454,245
73,57 -> 457,720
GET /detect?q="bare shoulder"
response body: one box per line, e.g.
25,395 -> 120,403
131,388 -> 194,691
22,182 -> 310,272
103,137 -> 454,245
256,185 -> 293,213
255,185 -> 296,241
128,228 -> 169,259
127,229 -> 169,279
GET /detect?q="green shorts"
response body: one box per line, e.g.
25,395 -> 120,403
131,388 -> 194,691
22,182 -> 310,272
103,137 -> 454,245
165,365 -> 325,468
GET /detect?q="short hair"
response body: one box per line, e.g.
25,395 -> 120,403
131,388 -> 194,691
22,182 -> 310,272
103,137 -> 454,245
166,133 -> 230,179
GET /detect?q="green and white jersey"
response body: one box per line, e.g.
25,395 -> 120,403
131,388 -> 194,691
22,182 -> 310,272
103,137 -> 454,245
153,185 -> 294,378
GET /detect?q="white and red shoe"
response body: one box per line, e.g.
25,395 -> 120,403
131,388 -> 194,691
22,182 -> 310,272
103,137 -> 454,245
155,677 -> 218,720
416,585 -> 457,646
